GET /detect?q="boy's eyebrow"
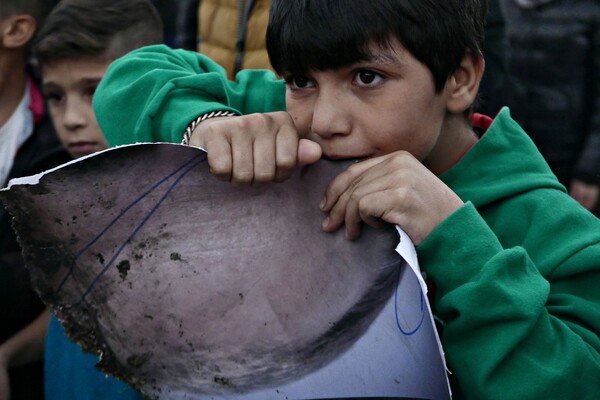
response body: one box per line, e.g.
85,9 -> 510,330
362,51 -> 404,66
42,81 -> 60,90
79,77 -> 104,85
42,77 -> 103,88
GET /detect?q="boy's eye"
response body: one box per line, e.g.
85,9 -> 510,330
84,85 -> 98,100
354,70 -> 384,87
45,92 -> 64,104
286,75 -> 315,89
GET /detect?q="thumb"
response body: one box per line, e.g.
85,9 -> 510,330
297,139 -> 322,166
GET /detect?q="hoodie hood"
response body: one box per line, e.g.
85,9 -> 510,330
440,107 -> 565,209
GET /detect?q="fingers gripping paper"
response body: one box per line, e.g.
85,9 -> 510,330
0,144 -> 450,399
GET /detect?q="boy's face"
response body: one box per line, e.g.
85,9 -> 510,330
284,39 -> 454,170
42,57 -> 110,159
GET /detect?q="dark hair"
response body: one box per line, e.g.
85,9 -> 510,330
266,0 -> 487,92
33,0 -> 164,65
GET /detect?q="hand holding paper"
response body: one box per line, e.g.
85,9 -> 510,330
0,143 -> 449,399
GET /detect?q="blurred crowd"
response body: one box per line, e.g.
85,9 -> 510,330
480,0 -> 599,216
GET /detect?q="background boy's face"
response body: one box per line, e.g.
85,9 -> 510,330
42,57 -> 110,159
284,39 -> 452,168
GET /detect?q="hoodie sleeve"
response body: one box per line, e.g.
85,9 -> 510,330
417,201 -> 600,400
93,44 -> 286,146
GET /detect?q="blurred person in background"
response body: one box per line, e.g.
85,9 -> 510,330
502,0 -> 600,215
175,0 -> 200,50
0,1 -> 66,398
1,1 -> 163,399
477,0 -> 510,117
151,0 -> 183,48
162,0 -> 273,76
196,0 -> 273,78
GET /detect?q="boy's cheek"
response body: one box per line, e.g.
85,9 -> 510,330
286,100 -> 313,137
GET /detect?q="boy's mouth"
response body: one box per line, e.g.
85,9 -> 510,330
68,141 -> 99,156
323,153 -> 372,162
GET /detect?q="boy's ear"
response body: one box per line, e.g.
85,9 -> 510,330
445,51 -> 484,114
1,15 -> 37,49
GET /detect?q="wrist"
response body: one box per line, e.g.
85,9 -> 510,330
181,111 -> 237,145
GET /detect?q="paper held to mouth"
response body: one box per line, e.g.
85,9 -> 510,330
0,143 -> 451,399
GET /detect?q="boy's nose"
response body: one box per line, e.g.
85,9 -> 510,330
63,99 -> 87,129
311,91 -> 351,139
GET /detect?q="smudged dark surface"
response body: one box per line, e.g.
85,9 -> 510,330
0,143 -> 403,398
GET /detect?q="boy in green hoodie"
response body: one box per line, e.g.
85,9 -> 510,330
93,0 -> 600,398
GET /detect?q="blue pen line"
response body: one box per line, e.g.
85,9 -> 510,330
57,153 -> 204,308
394,267 -> 425,335
66,156 -> 204,308
55,153 -> 204,294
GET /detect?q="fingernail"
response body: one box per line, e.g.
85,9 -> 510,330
320,197 -> 326,210
345,229 -> 355,241
322,216 -> 329,229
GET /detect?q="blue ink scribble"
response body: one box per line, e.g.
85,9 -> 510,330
57,152 -> 205,308
394,267 -> 425,336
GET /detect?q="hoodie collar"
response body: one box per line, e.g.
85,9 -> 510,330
440,107 -> 565,208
